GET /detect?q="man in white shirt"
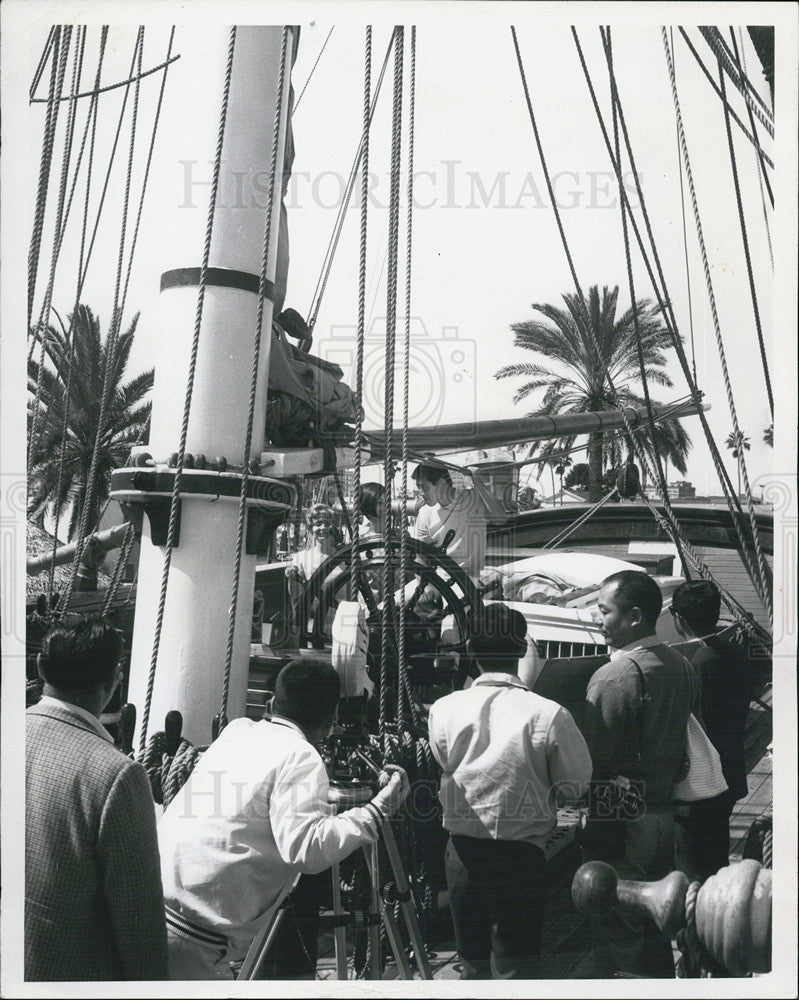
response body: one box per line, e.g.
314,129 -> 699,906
428,603 -> 592,979
412,463 -> 509,581
158,658 -> 410,979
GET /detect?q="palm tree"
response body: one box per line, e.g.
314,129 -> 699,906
725,429 -> 751,496
496,285 -> 691,501
28,304 -> 153,540
763,423 -> 773,448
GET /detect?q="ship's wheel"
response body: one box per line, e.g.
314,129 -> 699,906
293,532 -> 484,688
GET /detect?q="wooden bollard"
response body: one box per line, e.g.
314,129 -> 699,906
165,710 -> 183,757
572,860 -> 772,976
572,861 -> 688,938
119,703 -> 136,756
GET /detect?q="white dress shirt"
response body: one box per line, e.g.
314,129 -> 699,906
158,715 -> 381,963
428,673 -> 592,851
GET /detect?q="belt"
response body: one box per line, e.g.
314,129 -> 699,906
165,903 -> 228,950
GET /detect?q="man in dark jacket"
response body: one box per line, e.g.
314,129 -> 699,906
583,571 -> 700,978
670,580 -> 754,879
25,616 -> 168,981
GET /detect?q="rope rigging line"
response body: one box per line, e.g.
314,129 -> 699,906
30,26 -> 58,103
221,28 -> 292,731
731,28 -> 774,254
717,55 -> 773,418
35,31 -> 87,601
728,32 -> 774,208
603,26 -> 690,580
583,29 -> 765,600
572,26 -> 772,624
543,486 -> 619,550
45,26 -> 174,608
676,28 -> 773,170
138,27 -> 239,756
101,521 -> 136,614
56,28 -> 147,614
29,53 -> 182,103
28,28 -> 70,338
510,26 -> 586,308
662,28 -> 773,624
698,26 -> 773,133
380,26 -> 404,740
292,26 -> 334,114
670,28 -> 699,386
350,27 -> 372,600
397,25 -> 417,733
306,33 -> 396,336
516,27 -> 692,590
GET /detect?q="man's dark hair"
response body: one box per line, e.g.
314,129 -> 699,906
272,658 -> 340,728
39,615 -> 123,691
469,602 -> 528,662
602,570 -> 663,627
359,482 -> 384,520
412,463 -> 451,487
671,580 -> 721,635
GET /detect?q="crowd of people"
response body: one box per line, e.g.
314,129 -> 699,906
25,465 -> 756,983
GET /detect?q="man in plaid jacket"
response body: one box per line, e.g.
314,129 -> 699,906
25,615 -> 168,981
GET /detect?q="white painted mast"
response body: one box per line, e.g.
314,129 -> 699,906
114,26 -> 296,747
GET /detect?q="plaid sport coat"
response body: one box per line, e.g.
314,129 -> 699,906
25,702 -> 168,981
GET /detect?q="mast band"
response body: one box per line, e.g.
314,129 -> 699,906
160,266 -> 275,301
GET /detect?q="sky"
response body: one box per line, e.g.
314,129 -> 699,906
15,5 -> 792,502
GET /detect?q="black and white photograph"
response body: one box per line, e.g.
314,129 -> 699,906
1,1 -> 797,995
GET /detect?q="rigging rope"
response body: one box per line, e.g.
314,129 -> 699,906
220,28 -> 291,731
731,29 -> 774,256
677,28 -> 773,170
29,28 -> 68,333
306,34 -> 396,335
515,27 -> 694,593
662,28 -> 773,624
139,27 -> 239,755
572,27 -> 772,626
30,26 -> 58,103
604,27 -> 691,580
350,26 -> 372,600
583,30 -> 768,612
543,487 -> 619,550
670,28 -> 698,386
292,26 -> 334,114
56,28 -> 146,614
29,54 -> 182,103
379,27 -> 404,740
717,56 -> 773,416
698,27 -> 773,134
397,25 -> 416,732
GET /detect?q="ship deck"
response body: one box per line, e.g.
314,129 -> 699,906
273,683 -> 774,982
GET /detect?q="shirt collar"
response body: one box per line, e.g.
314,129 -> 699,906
37,695 -> 114,742
472,671 -> 529,690
609,632 -> 660,662
266,715 -> 307,740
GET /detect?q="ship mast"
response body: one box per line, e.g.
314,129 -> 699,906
115,27 -> 296,747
